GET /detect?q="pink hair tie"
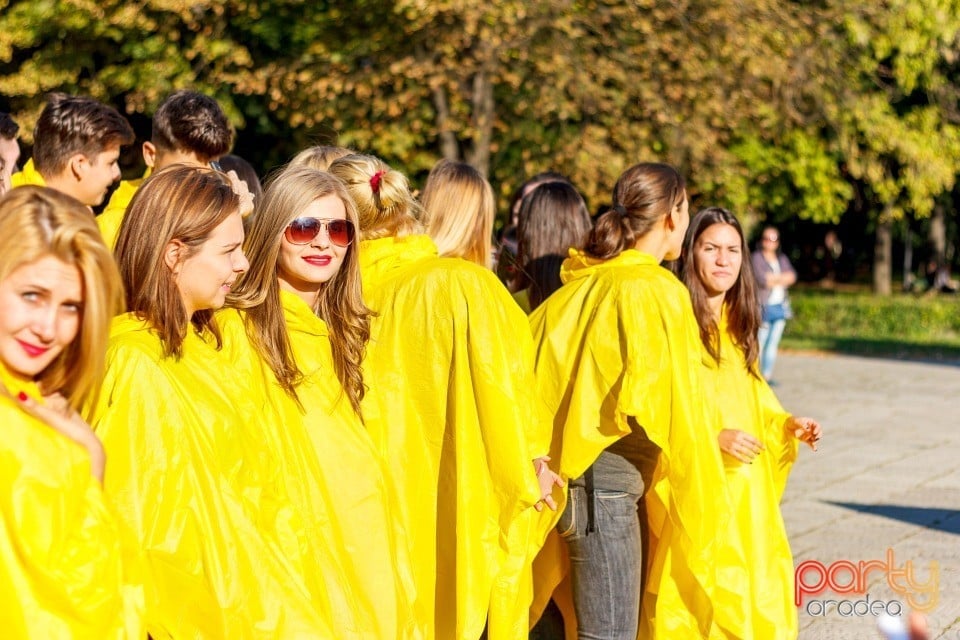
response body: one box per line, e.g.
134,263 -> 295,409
370,169 -> 386,194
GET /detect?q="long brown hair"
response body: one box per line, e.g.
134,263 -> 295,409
583,162 -> 686,260
115,165 -> 240,358
680,207 -> 760,373
229,166 -> 371,417
0,186 -> 123,411
517,181 -> 592,309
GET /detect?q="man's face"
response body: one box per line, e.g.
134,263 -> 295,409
76,142 -> 122,206
0,135 -> 21,193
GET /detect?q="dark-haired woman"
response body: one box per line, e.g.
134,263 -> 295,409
680,207 -> 821,639
529,163 -> 729,638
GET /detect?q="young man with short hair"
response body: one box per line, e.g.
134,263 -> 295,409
97,90 -> 234,247
12,94 -> 134,208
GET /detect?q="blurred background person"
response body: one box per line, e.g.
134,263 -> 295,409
0,186 -> 141,637
420,158 -> 496,268
751,225 -> 796,382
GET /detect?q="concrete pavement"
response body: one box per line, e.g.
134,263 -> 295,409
775,352 -> 960,639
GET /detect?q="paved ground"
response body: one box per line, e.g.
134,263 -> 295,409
775,351 -> 960,639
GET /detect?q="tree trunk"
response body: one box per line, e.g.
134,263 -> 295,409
929,203 -> 946,268
873,211 -> 892,295
464,65 -> 494,178
431,84 -> 460,161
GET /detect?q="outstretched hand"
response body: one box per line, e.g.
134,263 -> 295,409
788,416 -> 821,451
533,456 -> 564,512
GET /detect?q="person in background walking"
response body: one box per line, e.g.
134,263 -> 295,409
751,225 -> 796,382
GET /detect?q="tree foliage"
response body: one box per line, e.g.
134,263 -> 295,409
3,1 -> 960,291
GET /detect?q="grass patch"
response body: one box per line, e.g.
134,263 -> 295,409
781,288 -> 960,362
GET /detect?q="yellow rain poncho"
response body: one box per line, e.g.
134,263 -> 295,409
91,313 -> 336,639
97,175 -> 146,249
702,311 -> 798,639
216,292 -> 423,639
529,248 -> 730,639
0,361 -> 143,638
359,234 -> 546,640
9,158 -> 45,188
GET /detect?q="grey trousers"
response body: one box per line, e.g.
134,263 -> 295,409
557,483 -> 644,640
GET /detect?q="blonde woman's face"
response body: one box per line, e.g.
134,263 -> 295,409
277,194 -> 349,304
0,255 -> 82,379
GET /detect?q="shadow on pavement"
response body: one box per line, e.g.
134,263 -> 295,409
826,501 -> 960,535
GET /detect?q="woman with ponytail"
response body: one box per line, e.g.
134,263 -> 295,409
529,163 -> 730,638
329,153 -> 560,640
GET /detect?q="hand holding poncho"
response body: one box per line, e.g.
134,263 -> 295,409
0,361 -> 144,638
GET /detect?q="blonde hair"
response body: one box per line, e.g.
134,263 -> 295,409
229,166 -> 371,417
420,159 -> 495,267
115,164 -> 240,358
327,154 -> 421,240
288,145 -> 356,172
0,186 -> 123,411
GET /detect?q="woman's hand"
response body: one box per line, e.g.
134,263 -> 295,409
16,392 -> 106,483
533,456 -> 564,512
718,429 -> 764,463
788,416 -> 821,451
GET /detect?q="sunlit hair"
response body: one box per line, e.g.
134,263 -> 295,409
327,154 -> 421,240
420,159 -> 495,267
33,93 -> 134,176
680,207 -> 760,374
288,145 -> 356,172
517,181 -> 592,310
218,154 -> 263,201
115,165 -> 239,359
583,162 -> 686,260
229,166 -> 371,417
152,90 -> 233,162
0,186 -> 123,411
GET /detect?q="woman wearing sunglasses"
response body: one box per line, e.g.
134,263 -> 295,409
328,154 -> 559,640
89,165 -> 337,638
0,186 -> 142,637
225,166 -> 421,638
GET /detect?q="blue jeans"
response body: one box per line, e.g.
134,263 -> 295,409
758,318 -> 786,380
557,485 -> 643,640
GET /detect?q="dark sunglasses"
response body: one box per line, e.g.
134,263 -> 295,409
284,217 -> 356,247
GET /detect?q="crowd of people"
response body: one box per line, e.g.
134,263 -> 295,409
0,91 -> 822,639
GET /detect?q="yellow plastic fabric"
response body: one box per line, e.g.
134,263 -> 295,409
0,362 -> 144,638
9,158 -> 45,188
90,313 -> 337,639
217,294 -> 425,639
359,235 -> 546,640
97,177 -> 145,249
528,248 -> 730,639
702,311 -> 798,639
